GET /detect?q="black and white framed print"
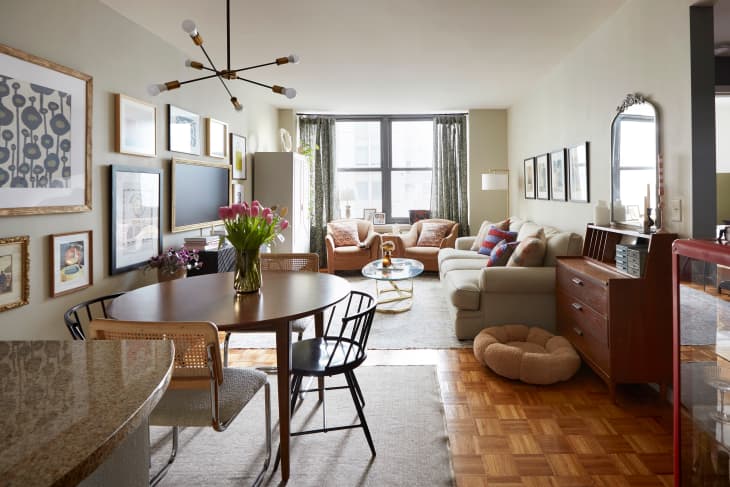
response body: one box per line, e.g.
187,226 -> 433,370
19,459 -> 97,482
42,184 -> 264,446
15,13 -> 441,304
535,154 -> 550,200
524,157 -> 535,199
168,105 -> 201,155
549,149 -> 567,201
568,142 -> 590,203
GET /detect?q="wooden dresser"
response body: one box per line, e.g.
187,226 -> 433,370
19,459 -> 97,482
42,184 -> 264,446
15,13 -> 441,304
556,224 -> 677,399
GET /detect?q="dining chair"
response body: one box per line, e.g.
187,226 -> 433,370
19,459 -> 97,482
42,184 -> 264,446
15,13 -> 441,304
274,290 -> 377,470
63,292 -> 126,340
89,319 -> 271,487
223,252 -> 320,367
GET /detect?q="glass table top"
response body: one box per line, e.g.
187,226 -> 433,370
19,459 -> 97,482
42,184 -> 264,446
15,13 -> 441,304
361,258 -> 424,281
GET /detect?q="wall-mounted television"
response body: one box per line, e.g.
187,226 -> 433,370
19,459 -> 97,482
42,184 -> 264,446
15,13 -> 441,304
171,157 -> 231,232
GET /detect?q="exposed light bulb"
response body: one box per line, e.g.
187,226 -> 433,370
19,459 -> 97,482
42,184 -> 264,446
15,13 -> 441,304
287,54 -> 300,64
147,83 -> 165,96
283,87 -> 297,99
185,59 -> 194,67
181,19 -> 197,36
230,97 -> 243,111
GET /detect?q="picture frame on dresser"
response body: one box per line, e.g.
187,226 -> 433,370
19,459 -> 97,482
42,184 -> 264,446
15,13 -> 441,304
373,212 -> 386,225
0,235 -> 29,312
535,154 -> 550,200
50,230 -> 92,297
0,43 -> 92,216
115,94 -> 156,157
568,142 -> 590,203
168,104 -> 201,155
549,149 -> 567,201
524,157 -> 536,199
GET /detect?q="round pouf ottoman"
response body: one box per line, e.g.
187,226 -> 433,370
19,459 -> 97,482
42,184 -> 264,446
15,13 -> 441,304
473,324 -> 581,385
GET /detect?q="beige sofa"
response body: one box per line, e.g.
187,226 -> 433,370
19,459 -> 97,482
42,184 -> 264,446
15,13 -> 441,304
438,217 -> 583,340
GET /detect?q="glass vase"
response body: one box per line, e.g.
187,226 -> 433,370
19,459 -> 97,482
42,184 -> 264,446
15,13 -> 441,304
233,248 -> 261,293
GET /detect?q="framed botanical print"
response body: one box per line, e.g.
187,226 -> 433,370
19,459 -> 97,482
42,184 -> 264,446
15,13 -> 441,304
50,230 -> 92,297
110,165 -> 162,274
0,235 -> 29,312
549,149 -> 567,201
523,157 -> 536,199
535,154 -> 550,200
230,133 -> 246,179
206,117 -> 228,158
0,43 -> 92,216
168,105 -> 201,155
568,142 -> 590,203
115,94 -> 156,157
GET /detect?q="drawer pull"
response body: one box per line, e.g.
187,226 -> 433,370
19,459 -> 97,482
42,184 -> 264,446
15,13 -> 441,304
571,277 -> 584,286
571,302 -> 583,311
573,327 -> 583,336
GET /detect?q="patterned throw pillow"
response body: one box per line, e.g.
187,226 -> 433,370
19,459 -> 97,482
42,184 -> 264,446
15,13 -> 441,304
478,226 -> 517,256
485,240 -> 519,267
506,236 -> 547,267
417,222 -> 453,247
330,221 -> 360,247
470,219 -> 510,251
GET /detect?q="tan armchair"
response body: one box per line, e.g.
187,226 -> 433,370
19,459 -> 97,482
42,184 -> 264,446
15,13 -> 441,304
325,219 -> 382,273
395,218 -> 459,271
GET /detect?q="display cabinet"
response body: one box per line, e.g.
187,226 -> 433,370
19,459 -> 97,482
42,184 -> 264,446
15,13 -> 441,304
674,239 -> 730,486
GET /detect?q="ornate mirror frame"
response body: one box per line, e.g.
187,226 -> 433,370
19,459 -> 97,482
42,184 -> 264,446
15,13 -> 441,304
610,93 -> 661,231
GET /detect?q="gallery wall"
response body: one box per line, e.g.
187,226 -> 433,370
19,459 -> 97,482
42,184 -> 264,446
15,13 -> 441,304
508,0 -> 693,236
0,0 -> 279,339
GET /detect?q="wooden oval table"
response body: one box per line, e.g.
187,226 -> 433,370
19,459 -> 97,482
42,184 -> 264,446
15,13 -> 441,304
107,271 -> 351,482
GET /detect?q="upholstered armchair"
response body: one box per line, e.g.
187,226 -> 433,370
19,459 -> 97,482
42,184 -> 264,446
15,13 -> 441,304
395,218 -> 459,271
325,219 -> 382,273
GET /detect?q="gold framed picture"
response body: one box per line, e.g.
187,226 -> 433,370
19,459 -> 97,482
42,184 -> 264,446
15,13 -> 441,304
50,230 -> 92,297
0,235 -> 29,312
115,94 -> 156,157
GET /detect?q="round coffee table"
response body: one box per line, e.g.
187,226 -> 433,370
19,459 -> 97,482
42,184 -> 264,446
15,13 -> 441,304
361,258 -> 424,313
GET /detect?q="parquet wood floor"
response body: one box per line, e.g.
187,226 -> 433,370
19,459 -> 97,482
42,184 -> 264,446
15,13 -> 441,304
228,347 -> 674,486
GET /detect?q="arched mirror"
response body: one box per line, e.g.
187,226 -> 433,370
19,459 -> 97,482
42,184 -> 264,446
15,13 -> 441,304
610,93 -> 660,230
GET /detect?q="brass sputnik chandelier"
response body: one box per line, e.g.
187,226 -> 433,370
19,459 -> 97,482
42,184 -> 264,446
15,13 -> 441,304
148,0 -> 298,111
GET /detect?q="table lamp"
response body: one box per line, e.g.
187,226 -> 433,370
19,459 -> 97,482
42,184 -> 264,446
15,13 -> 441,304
340,187 -> 356,219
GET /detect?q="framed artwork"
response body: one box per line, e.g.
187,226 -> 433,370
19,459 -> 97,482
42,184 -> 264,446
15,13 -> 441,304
0,43 -> 92,216
168,105 -> 201,155
373,212 -> 386,225
0,235 -> 29,312
568,142 -> 590,203
206,117 -> 228,158
535,154 -> 550,200
230,133 -> 247,179
549,149 -> 567,201
523,157 -> 536,199
363,208 -> 376,221
110,165 -> 162,275
115,94 -> 156,157
50,230 -> 92,297
408,209 -> 431,224
232,182 -> 243,204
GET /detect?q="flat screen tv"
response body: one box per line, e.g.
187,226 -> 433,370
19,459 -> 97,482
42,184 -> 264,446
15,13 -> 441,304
171,158 -> 231,232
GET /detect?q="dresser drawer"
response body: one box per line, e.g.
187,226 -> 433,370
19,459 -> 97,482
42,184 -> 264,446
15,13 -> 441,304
557,265 -> 608,315
557,291 -> 608,346
558,316 -> 610,375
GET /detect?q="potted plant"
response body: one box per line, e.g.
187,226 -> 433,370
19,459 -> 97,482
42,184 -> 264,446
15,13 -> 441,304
146,246 -> 202,281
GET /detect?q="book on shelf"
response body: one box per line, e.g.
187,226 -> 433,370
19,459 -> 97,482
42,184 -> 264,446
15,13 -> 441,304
184,236 -> 220,244
184,242 -> 220,251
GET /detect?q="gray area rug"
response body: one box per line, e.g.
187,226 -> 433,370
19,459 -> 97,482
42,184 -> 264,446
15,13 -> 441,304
228,273 -> 471,349
151,365 -> 454,487
680,285 -> 730,346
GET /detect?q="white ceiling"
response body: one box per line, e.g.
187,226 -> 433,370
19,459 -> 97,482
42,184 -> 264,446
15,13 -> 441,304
102,0 -> 626,113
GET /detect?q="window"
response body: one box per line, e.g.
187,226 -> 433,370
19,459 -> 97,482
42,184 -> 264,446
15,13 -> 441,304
335,117 -> 433,223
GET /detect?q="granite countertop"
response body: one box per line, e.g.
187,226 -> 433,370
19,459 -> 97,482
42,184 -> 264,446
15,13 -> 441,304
0,340 -> 174,487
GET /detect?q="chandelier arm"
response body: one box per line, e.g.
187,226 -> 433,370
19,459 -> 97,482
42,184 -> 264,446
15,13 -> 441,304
226,0 -> 231,72
231,61 -> 279,73
179,73 -> 226,86
235,76 -> 273,90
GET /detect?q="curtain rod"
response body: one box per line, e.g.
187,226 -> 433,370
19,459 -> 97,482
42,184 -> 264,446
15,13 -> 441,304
297,112 -> 468,117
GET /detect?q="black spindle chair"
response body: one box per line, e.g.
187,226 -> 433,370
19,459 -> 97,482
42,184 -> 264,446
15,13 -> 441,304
63,292 -> 126,340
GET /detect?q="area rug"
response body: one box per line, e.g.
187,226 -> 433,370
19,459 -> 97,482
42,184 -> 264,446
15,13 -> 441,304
228,273 -> 470,349
150,365 -> 454,486
680,285 -> 730,345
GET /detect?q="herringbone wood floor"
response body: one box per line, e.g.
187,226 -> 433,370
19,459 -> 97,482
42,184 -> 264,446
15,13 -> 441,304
228,347 -> 673,486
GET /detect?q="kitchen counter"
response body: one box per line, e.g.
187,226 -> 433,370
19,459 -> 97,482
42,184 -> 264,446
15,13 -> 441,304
0,340 -> 173,486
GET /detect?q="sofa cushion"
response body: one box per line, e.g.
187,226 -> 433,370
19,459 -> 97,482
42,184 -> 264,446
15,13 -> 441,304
544,232 -> 584,266
516,221 -> 544,242
440,257 -> 489,277
478,227 -> 517,255
443,269 -> 481,310
470,219 -> 510,251
438,248 -> 485,267
330,221 -> 360,247
417,222 -> 452,247
486,240 -> 519,267
507,232 -> 546,267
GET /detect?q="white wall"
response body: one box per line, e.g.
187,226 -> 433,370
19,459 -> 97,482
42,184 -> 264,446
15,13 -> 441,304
508,0 -> 692,236
717,96 -> 730,173
468,109 -> 508,230
0,0 -> 278,339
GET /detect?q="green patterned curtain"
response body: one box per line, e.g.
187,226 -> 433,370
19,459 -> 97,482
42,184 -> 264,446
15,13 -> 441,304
298,115 -> 336,266
431,114 -> 469,236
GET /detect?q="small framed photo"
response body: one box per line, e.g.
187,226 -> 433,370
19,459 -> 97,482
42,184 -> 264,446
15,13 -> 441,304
0,235 -> 29,312
206,117 -> 228,158
363,208 -> 376,221
568,142 -> 590,203
110,165 -> 162,275
524,157 -> 536,199
232,182 -> 243,204
168,105 -> 201,155
230,133 -> 247,179
50,230 -> 92,297
373,212 -> 386,225
115,94 -> 156,157
549,149 -> 567,201
535,154 -> 550,200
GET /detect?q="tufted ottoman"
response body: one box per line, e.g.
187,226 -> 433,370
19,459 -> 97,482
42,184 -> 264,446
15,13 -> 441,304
473,324 -> 581,385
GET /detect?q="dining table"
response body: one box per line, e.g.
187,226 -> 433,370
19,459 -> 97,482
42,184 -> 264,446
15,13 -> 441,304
107,270 -> 351,482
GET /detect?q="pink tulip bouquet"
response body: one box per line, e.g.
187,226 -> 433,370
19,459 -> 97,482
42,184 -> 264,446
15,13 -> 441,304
218,200 -> 289,251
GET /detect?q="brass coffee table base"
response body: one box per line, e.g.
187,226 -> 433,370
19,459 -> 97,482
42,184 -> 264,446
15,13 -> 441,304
361,258 -> 424,314
374,279 -> 414,313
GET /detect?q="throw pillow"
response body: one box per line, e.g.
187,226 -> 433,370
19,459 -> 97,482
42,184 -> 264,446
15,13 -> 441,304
485,240 -> 519,267
417,222 -> 453,247
478,226 -> 517,256
330,221 -> 360,247
470,218 -> 510,251
507,236 -> 547,267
